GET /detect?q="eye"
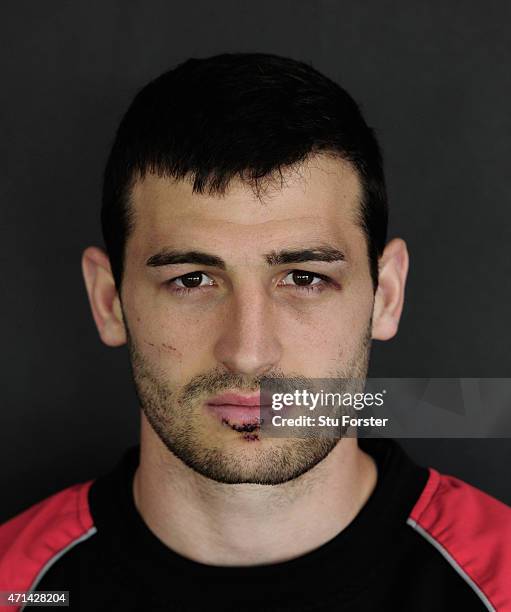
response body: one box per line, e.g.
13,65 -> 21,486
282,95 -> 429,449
278,270 -> 332,295
168,271 -> 215,292
284,270 -> 323,287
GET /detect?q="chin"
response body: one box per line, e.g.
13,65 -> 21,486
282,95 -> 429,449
166,435 -> 339,486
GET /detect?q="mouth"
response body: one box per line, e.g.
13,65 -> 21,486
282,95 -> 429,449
205,392 -> 271,439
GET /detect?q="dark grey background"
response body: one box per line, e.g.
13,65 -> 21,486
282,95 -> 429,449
2,0 -> 510,522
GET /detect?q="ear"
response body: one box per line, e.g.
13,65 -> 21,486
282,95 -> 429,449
371,238 -> 409,341
81,246 -> 127,347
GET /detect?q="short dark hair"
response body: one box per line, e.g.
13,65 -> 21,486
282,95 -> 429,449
101,53 -> 388,292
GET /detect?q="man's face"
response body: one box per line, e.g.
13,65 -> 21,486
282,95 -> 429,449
120,155 -> 375,484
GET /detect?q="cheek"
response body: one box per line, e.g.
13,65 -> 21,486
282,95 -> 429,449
128,304 -> 216,376
123,282 -> 218,381
277,293 -> 372,370
282,317 -> 354,365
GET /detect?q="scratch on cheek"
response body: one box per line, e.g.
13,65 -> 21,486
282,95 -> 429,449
142,339 -> 182,359
161,342 -> 183,360
161,342 -> 178,352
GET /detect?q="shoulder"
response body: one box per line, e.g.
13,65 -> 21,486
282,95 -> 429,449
0,480 -> 96,593
408,468 -> 511,611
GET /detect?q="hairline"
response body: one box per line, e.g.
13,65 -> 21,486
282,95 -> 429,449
117,151 -> 374,293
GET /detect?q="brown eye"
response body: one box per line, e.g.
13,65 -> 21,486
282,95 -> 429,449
292,271 -> 317,286
182,273 -> 203,287
175,272 -> 209,288
278,270 -> 325,291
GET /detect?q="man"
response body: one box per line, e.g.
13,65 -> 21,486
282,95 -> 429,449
1,53 -> 510,611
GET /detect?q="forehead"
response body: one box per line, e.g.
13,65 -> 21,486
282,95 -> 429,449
128,155 -> 364,258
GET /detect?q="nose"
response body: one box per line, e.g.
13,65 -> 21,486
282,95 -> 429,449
213,284 -> 283,378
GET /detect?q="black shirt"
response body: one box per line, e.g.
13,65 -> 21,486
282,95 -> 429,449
35,439 -> 487,611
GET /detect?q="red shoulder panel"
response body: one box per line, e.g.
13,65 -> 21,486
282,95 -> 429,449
0,481 -> 94,611
410,468 -> 511,611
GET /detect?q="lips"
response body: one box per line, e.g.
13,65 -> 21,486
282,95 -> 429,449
205,392 -> 270,428
207,393 -> 262,407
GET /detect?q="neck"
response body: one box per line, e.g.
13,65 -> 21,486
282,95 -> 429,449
133,414 -> 377,566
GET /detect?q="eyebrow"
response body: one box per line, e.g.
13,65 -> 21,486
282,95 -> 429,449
265,246 -> 346,265
145,245 -> 346,269
146,250 -> 226,269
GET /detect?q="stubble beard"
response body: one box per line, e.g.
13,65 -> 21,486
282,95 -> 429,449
126,326 -> 372,485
